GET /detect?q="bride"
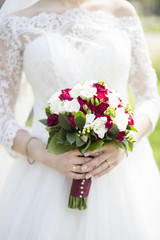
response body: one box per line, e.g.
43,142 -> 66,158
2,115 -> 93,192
0,0 -> 160,239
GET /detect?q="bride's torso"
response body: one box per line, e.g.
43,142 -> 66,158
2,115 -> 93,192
5,8 -> 133,140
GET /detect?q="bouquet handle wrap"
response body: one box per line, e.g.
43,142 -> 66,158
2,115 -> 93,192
68,178 -> 92,210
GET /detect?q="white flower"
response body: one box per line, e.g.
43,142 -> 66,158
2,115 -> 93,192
113,108 -> 128,131
48,91 -> 61,104
92,117 -> 107,139
64,99 -> 80,113
107,92 -> 120,108
49,92 -> 80,114
70,81 -> 97,99
84,114 -> 95,129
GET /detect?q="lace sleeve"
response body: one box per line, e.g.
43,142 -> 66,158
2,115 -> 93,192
118,17 -> 160,135
0,16 -> 23,152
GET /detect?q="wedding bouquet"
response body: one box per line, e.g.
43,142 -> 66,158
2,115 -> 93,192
40,80 -> 137,210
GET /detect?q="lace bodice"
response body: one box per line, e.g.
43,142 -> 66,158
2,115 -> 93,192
0,8 -> 159,152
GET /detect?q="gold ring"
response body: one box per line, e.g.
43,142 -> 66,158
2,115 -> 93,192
72,164 -> 77,172
106,160 -> 111,168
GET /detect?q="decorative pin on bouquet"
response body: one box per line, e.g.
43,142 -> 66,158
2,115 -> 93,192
40,80 -> 137,210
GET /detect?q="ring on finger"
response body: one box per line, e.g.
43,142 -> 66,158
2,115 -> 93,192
105,160 -> 111,168
72,164 -> 77,172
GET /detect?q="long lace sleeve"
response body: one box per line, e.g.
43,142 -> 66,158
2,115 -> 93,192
0,16 -> 23,152
119,17 -> 160,135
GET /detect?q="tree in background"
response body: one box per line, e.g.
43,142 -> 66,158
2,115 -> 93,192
129,0 -> 160,15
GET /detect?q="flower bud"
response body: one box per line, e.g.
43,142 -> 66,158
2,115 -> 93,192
83,104 -> 88,111
91,97 -> 95,105
87,109 -> 92,114
82,129 -> 86,135
95,98 -> 99,106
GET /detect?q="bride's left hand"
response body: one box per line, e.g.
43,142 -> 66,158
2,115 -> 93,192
81,143 -> 126,179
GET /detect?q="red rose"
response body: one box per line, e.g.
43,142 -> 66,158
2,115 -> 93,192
68,115 -> 76,127
47,114 -> 59,126
115,131 -> 125,142
105,115 -> 113,130
96,92 -> 108,101
87,103 -> 96,113
59,88 -> 72,101
78,97 -> 87,109
128,114 -> 134,126
97,102 -> 109,115
93,83 -> 108,93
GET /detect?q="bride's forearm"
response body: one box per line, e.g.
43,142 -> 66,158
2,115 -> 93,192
133,115 -> 152,142
11,129 -> 47,163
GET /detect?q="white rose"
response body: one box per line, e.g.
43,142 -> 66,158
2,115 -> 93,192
113,108 -> 128,131
108,92 -> 120,108
84,114 -> 95,129
64,99 -> 80,113
50,100 -> 65,114
70,81 -> 97,99
48,91 -> 61,105
92,117 -> 107,139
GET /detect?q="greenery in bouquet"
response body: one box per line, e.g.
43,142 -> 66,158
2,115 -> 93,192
40,80 -> 137,210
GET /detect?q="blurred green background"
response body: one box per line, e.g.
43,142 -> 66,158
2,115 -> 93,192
129,0 -> 160,168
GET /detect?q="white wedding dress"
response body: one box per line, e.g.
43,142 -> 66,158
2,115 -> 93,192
0,8 -> 160,240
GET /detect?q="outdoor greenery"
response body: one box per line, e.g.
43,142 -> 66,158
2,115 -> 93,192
149,57 -> 160,169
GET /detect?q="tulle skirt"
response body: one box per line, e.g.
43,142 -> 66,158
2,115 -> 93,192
0,136 -> 160,240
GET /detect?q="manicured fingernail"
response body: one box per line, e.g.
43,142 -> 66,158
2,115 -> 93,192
84,151 -> 90,157
86,174 -> 92,180
82,165 -> 88,171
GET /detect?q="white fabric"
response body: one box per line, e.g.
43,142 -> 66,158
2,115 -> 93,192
0,0 -> 38,17
0,8 -> 160,240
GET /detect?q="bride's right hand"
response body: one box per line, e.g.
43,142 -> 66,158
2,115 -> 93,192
28,138 -> 90,180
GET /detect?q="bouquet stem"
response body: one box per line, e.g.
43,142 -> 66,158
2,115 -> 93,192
68,178 -> 92,210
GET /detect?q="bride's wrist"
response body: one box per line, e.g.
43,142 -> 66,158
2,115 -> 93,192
26,137 -> 58,167
27,138 -> 47,163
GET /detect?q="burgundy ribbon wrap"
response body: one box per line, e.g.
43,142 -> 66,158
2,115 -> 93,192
70,178 -> 92,198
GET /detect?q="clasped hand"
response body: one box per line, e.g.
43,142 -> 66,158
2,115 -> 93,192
46,143 -> 125,180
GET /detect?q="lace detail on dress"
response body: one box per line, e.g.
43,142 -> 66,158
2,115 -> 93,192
118,17 -> 160,133
0,19 -> 22,151
0,8 -> 159,152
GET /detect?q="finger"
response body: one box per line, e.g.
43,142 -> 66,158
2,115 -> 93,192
68,148 -> 82,156
94,164 -> 115,178
68,164 -> 87,174
73,157 -> 92,165
68,172 -> 86,180
86,160 -> 109,178
81,154 -> 107,172
84,149 -> 104,157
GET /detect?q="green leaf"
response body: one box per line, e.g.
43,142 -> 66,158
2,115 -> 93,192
117,138 -> 128,156
46,132 -> 54,148
39,119 -> 47,126
76,137 -> 86,147
108,124 -> 119,138
127,140 -> 134,152
88,140 -> 104,151
74,112 -> 86,130
59,113 -> 72,132
47,133 -> 76,155
66,132 -> 76,144
79,138 -> 92,154
81,134 -> 89,143
57,128 -> 67,144
104,133 -> 113,141
45,106 -> 51,117
127,125 -> 138,132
